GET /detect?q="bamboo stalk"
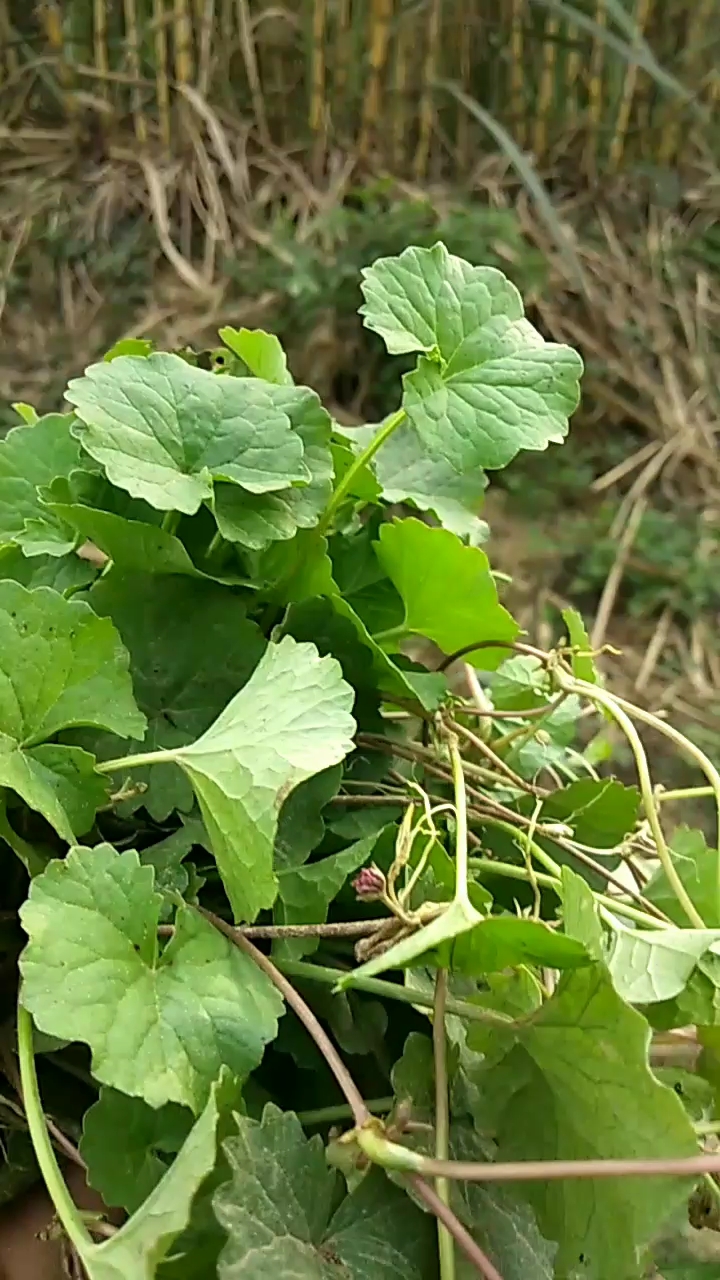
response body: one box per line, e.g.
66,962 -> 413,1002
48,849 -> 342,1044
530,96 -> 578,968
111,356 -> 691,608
309,0 -> 327,135
509,0 -> 526,147
414,0 -> 442,179
609,0 -> 653,170
173,0 -> 195,87
39,1 -> 75,116
534,12 -> 559,160
153,0 -> 172,146
333,0 -> 352,122
92,0 -> 109,105
456,0 -> 472,169
235,0 -> 270,145
585,0 -> 607,173
658,0 -> 714,162
359,0 -> 393,159
392,9 -> 409,171
123,0 -> 148,143
195,0 -> 216,96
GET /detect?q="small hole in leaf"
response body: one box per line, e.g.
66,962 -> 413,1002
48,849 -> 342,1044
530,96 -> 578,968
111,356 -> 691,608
674,1082 -> 683,1095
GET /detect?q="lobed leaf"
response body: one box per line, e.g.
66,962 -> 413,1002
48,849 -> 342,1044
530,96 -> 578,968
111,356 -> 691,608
66,353 -> 310,514
360,243 -> 583,473
20,844 -> 284,1111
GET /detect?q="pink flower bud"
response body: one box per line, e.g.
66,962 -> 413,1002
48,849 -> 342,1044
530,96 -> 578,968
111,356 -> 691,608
352,866 -> 386,901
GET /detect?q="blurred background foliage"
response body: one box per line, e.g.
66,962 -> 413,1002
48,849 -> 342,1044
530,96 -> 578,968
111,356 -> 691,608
1,0 -> 720,774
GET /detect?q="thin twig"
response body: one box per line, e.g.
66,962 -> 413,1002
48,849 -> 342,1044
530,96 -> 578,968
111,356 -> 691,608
201,909 -> 497,1277
199,908 -> 369,1127
159,918 -> 387,940
433,970 -> 455,1280
448,719 -> 547,797
410,1176 -> 504,1280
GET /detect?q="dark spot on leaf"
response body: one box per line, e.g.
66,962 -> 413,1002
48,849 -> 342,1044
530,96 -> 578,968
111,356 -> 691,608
673,1082 -> 683,1095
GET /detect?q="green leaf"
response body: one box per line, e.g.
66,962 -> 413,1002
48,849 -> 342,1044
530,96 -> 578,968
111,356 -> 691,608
83,1075 -> 225,1280
541,778 -> 640,848
43,499 -> 204,577
448,915 -> 590,977
360,243 -> 583,473
607,925 -> 720,1004
104,338 -> 154,361
335,420 -> 488,542
11,402 -> 39,424
0,582 -> 144,840
451,1124 -> 557,1280
81,1088 -> 193,1213
171,636 -> 356,921
0,413 -> 88,553
561,607 -> 598,684
645,827 -> 720,927
66,353 -> 310,514
211,386 -> 333,551
0,544 -> 97,594
274,765 -> 343,870
218,327 -> 293,385
477,964 -> 698,1279
19,844 -> 284,1112
214,1105 -> 436,1279
560,867 -> 605,960
275,831 -> 379,959
490,656 -> 549,711
87,573 -> 266,821
374,518 -> 518,668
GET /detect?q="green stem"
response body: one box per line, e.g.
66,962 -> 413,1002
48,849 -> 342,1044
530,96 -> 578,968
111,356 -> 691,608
372,624 -> 408,646
556,675 -> 706,929
161,510 -> 180,535
276,959 -> 513,1026
657,786 -> 716,803
96,748 -> 177,774
297,1098 -> 393,1127
470,846 -> 669,932
448,735 -> 471,909
319,409 -> 406,533
205,530 -> 223,560
433,971 -> 455,1280
17,1005 -> 94,1260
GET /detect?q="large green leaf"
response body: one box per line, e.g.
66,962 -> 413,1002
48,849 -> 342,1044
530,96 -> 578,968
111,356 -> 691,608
0,413 -> 89,555
0,582 -> 144,840
360,243 -> 583,473
83,1075 -> 226,1280
212,386 -> 333,551
373,518 -> 518,667
214,1105 -> 436,1279
645,827 -> 720,927
607,924 -> 720,1004
171,636 -> 356,921
476,964 -> 698,1279
81,1088 -> 193,1214
19,844 -> 284,1111
87,573 -> 266,820
65,353 -> 310,514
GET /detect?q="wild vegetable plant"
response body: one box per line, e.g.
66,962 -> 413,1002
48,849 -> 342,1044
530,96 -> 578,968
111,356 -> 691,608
1,242 -> 719,1279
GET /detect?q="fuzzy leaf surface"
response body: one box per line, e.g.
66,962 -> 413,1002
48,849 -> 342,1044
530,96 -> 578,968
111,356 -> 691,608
20,845 -> 283,1111
214,1105 -> 436,1279
476,964 -> 698,1278
66,353 -> 309,513
0,582 -> 143,839
360,243 -> 583,472
173,637 -> 356,921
